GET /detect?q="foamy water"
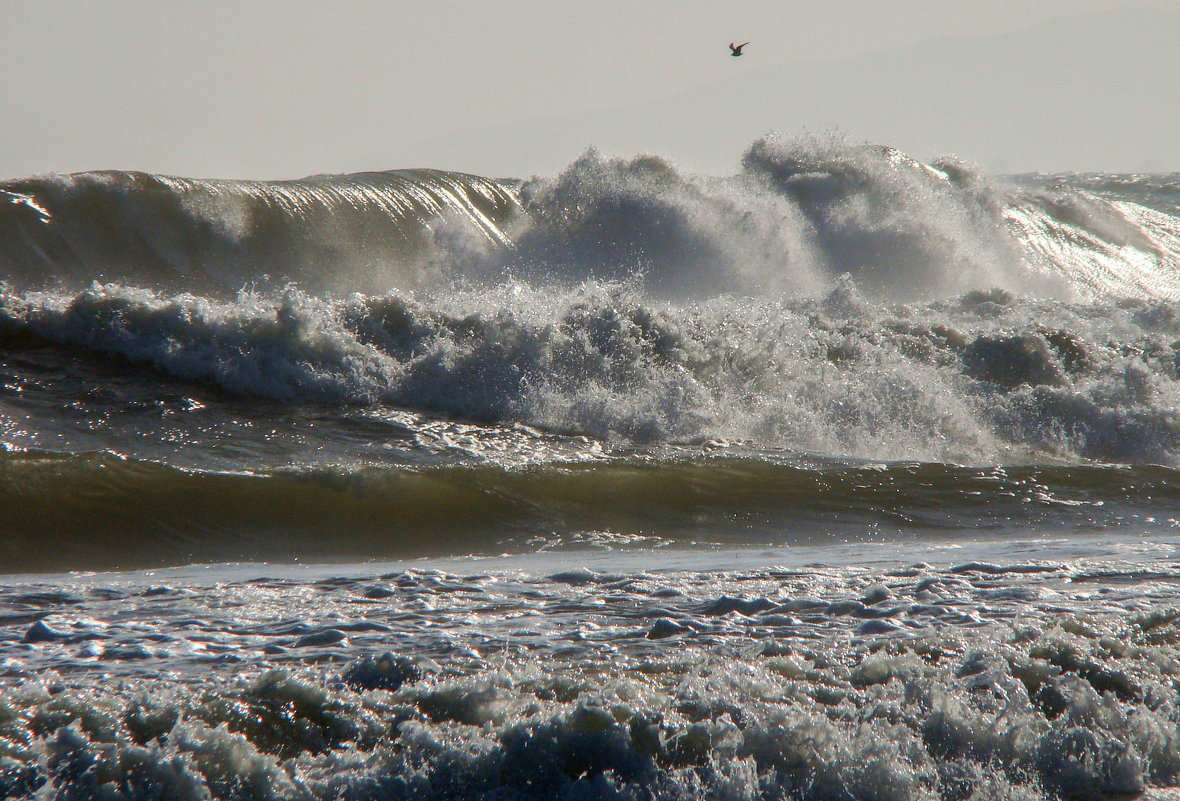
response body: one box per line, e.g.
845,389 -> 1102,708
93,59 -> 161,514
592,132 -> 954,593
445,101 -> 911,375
4,545 -> 1180,801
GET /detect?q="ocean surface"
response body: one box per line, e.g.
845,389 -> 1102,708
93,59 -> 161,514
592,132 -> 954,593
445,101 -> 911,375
2,136 -> 1180,799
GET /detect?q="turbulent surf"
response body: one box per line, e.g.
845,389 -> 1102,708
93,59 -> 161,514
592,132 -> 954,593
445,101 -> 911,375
2,135 -> 1180,800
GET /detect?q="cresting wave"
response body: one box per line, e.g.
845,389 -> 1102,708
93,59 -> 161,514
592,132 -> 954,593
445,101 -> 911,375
0,168 -> 519,295
2,136 -> 1180,573
3,136 -> 1180,302
2,137 -> 1180,468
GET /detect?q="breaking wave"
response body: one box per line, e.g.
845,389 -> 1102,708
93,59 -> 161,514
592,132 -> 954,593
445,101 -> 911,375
0,168 -> 519,295
2,135 -> 1180,466
3,135 -> 1179,302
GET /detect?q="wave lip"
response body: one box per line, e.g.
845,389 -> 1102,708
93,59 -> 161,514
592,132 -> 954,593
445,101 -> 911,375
0,168 -> 521,295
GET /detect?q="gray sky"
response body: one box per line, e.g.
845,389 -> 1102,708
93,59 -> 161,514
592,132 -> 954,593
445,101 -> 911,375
1,1 -> 1174,180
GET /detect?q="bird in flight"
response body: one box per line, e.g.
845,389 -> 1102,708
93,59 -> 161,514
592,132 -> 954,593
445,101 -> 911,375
729,42 -> 749,57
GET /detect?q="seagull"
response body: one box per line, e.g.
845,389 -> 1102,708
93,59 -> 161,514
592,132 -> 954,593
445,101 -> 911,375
729,41 -> 749,57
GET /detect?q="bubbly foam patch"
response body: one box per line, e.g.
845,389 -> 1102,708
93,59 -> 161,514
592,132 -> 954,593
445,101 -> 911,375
4,560 -> 1180,800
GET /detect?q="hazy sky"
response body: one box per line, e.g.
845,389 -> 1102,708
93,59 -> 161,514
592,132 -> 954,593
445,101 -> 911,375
1,1 -> 1174,180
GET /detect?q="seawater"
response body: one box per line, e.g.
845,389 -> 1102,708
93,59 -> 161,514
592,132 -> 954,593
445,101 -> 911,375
2,135 -> 1180,799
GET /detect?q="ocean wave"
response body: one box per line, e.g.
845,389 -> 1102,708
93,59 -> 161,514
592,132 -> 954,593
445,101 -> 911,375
3,137 -> 1180,469
3,136 -> 1180,304
0,168 -> 520,295
0,446 -> 1174,571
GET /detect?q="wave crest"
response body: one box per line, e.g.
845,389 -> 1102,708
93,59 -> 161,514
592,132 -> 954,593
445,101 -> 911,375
4,137 -> 1180,304
0,168 -> 520,295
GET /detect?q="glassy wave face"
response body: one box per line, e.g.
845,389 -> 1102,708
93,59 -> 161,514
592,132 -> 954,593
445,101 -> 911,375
2,136 -> 1180,570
